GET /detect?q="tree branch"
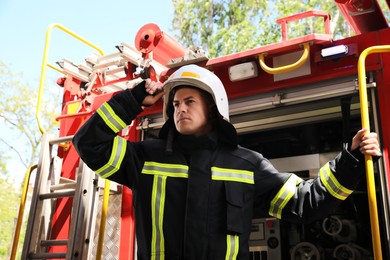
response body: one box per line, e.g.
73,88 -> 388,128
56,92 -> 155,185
0,137 -> 28,168
0,114 -> 18,128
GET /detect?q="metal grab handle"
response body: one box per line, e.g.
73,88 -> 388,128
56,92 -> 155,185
36,23 -> 104,134
96,180 -> 111,259
258,42 -> 310,74
10,164 -> 38,260
358,45 -> 390,260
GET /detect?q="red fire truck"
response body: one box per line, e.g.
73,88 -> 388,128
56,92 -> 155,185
11,1 -> 390,259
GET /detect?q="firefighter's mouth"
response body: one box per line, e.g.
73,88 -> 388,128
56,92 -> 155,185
177,117 -> 190,123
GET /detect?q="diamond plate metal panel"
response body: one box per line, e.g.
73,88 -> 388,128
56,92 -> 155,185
90,191 -> 123,259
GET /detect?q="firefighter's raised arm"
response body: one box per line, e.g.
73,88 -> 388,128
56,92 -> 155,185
351,128 -> 382,156
132,78 -> 165,107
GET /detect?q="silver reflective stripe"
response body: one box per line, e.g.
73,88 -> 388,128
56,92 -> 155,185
97,102 -> 127,133
142,161 -> 189,178
211,166 -> 254,184
151,175 -> 167,260
95,136 -> 127,178
225,234 -> 239,259
320,162 -> 352,200
269,174 -> 303,219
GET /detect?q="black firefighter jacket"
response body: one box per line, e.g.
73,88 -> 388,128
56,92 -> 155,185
73,86 -> 365,260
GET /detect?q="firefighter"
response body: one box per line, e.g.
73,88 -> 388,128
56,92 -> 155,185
73,64 -> 381,259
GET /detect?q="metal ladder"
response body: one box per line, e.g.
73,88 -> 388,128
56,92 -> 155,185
21,134 -> 100,259
56,42 -> 167,94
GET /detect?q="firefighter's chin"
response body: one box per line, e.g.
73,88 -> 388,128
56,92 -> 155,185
175,119 -> 212,136
176,120 -> 195,136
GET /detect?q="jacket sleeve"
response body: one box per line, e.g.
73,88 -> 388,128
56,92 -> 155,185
257,145 -> 365,224
72,87 -> 145,188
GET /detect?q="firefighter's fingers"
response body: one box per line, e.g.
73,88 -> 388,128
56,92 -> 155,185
145,79 -> 163,95
351,128 -> 368,151
360,132 -> 382,156
142,89 -> 165,106
359,144 -> 382,156
360,132 -> 379,148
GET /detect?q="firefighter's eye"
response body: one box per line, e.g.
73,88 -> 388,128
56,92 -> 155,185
185,99 -> 195,105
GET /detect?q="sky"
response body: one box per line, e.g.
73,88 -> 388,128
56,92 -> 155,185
0,0 -> 173,80
0,0 -> 174,183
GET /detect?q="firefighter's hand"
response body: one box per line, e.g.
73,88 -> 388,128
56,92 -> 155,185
351,128 -> 381,156
142,79 -> 165,106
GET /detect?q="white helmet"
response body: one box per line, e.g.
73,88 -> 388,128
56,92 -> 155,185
163,64 -> 229,121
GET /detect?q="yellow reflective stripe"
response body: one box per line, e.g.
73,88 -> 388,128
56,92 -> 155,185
151,175 -> 167,260
211,166 -> 254,184
269,175 -> 303,219
142,161 -> 189,178
320,162 -> 353,200
181,71 -> 200,78
97,102 -> 127,133
145,162 -> 187,258
225,234 -> 239,260
95,136 -> 127,178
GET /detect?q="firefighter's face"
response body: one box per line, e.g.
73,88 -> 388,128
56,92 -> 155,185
172,87 -> 213,136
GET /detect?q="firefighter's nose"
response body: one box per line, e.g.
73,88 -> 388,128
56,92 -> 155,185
176,102 -> 186,113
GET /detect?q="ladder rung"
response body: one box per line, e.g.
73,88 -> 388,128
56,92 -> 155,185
29,252 -> 67,259
49,135 -> 74,145
41,239 -> 68,246
105,65 -> 126,75
94,58 -> 124,70
96,52 -> 122,64
78,64 -> 93,75
59,177 -> 76,184
59,59 -> 90,82
118,42 -> 142,65
51,183 -> 77,191
39,190 -> 75,200
85,52 -> 100,65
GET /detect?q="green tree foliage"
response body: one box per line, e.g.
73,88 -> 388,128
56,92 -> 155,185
172,0 -> 353,58
0,178 -> 23,258
172,0 -> 272,57
0,61 -> 59,178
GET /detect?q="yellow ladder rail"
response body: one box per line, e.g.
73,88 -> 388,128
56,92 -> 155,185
358,45 -> 390,260
36,23 -> 104,134
10,164 -> 38,260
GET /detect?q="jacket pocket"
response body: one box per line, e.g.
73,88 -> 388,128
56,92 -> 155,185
225,182 -> 244,235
